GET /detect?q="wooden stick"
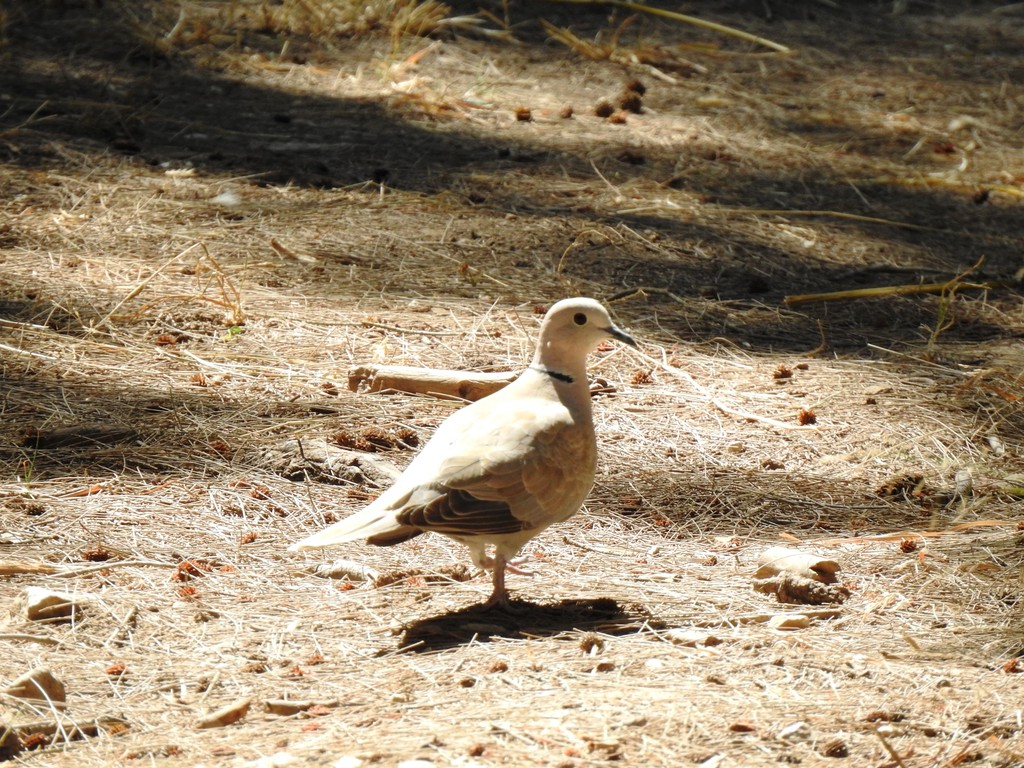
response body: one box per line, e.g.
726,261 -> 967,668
711,398 -> 816,431
0,561 -> 61,577
786,255 -> 1020,306
784,280 -> 1000,307
0,634 -> 62,646
0,559 -> 181,578
726,207 -> 937,232
547,0 -> 791,53
815,520 -> 1016,547
347,364 -> 516,402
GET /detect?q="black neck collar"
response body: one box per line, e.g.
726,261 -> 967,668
530,364 -> 574,384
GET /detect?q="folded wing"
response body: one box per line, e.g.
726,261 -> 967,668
289,394 -> 595,550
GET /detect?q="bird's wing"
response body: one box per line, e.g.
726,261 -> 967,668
394,396 -> 596,538
290,376 -> 596,551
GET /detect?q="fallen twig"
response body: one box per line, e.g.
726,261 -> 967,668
609,286 -> 686,304
627,346 -> 816,430
727,207 -> 937,232
360,320 -> 464,337
0,634 -> 63,646
689,607 -> 843,627
0,561 -> 61,577
547,0 -> 791,53
96,244 -> 200,329
710,398 -> 817,431
816,520 -> 1017,547
873,725 -> 911,768
51,561 -> 182,577
784,280 -> 1006,307
786,256 -> 1017,306
348,364 -> 515,401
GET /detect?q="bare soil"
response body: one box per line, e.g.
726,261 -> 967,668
1,1 -> 1023,766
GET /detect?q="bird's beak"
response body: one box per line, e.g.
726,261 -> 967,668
606,325 -> 638,348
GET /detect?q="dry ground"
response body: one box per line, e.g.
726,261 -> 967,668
1,1 -> 1023,766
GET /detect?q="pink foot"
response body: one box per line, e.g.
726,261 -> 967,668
504,557 -> 535,577
480,554 -> 534,577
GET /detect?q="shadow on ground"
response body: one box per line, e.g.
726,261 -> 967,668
1,1 -> 1021,539
396,596 -> 658,651
2,0 -> 1021,354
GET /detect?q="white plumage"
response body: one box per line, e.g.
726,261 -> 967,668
290,297 -> 636,607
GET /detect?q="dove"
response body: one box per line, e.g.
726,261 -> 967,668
289,297 -> 636,607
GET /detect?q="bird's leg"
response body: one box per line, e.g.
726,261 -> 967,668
476,548 -> 534,577
467,544 -> 491,572
471,548 -> 528,573
483,552 -> 510,609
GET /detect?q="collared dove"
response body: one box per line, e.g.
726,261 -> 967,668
290,297 -> 636,607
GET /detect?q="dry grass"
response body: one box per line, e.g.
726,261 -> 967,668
2,1 -> 1024,765
168,0 -> 458,47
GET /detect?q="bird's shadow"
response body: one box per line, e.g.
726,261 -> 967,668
395,597 -> 660,652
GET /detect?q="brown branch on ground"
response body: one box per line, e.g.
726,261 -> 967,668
348,364 -> 516,401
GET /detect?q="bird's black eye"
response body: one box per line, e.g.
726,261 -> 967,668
573,312 -> 587,326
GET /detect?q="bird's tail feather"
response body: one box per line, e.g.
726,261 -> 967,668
288,509 -> 406,551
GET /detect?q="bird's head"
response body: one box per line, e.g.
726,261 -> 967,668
532,298 -> 636,373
